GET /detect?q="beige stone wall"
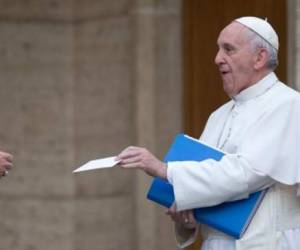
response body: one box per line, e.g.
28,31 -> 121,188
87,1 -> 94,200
0,1 -> 74,249
0,0 -> 182,250
1,1 -> 299,250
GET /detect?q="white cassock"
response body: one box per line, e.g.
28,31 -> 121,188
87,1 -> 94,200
167,72 -> 300,250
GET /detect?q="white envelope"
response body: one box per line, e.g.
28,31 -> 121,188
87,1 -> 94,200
73,156 -> 120,173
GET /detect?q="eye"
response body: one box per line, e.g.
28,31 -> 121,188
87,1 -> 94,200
223,44 -> 235,54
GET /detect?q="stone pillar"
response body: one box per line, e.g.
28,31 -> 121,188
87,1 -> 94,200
132,2 -> 158,248
72,1 -> 135,250
132,0 -> 182,249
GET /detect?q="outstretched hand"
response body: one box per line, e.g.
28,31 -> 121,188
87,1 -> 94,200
117,146 -> 167,179
0,151 -> 13,178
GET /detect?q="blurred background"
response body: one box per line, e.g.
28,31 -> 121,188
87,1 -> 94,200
0,0 -> 298,250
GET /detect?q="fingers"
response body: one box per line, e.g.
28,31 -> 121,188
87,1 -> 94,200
166,203 -> 197,229
117,149 -> 141,169
0,151 -> 13,178
117,146 -> 166,178
119,156 -> 141,168
167,210 -> 189,224
1,161 -> 13,171
0,151 -> 13,162
117,147 -> 140,161
166,204 -> 184,222
117,146 -> 147,168
187,210 -> 197,225
166,207 -> 180,222
182,211 -> 190,223
0,169 -> 8,177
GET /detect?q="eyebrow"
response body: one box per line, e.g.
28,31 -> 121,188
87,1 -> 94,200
217,42 -> 235,50
224,42 -> 234,47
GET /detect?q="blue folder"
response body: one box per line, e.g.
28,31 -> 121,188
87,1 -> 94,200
147,133 -> 266,239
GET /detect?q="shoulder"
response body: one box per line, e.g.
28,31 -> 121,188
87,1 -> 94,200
271,82 -> 300,109
275,82 -> 300,100
255,82 -> 300,122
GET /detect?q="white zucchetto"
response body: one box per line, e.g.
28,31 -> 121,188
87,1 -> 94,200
235,16 -> 279,51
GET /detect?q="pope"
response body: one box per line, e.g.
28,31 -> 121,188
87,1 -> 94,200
117,16 -> 300,250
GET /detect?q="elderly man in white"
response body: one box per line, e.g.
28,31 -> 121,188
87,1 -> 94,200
117,16 -> 300,250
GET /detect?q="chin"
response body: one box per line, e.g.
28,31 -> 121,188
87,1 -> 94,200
223,83 -> 234,96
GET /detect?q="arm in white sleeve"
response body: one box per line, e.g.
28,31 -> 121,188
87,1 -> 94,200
167,154 -> 275,211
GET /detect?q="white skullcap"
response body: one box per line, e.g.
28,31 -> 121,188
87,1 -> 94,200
235,16 -> 279,51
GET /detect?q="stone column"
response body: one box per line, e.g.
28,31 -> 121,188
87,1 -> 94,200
132,0 -> 182,249
72,1 -> 135,250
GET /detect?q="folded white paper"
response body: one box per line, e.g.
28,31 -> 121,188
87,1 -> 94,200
73,156 -> 120,173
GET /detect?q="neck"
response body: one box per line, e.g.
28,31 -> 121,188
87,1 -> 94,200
235,70 -> 273,96
250,69 -> 273,86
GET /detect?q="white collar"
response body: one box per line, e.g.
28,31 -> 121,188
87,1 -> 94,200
233,72 -> 278,103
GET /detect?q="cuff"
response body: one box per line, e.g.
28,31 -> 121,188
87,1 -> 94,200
166,162 -> 175,185
174,223 -> 199,248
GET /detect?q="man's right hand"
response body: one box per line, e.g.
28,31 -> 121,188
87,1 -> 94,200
166,203 -> 197,229
0,151 -> 13,178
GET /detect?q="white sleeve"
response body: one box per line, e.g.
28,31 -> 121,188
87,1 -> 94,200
167,154 -> 275,211
173,224 -> 199,248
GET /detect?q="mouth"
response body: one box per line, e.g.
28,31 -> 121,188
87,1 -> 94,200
220,70 -> 230,75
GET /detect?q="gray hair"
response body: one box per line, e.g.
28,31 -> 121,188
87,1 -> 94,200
245,29 -> 279,70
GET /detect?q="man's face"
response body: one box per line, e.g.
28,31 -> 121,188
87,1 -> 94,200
215,22 -> 257,96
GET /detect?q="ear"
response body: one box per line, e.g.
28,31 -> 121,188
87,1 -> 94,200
253,48 -> 268,70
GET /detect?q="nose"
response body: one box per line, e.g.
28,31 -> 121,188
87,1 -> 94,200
214,49 -> 224,65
